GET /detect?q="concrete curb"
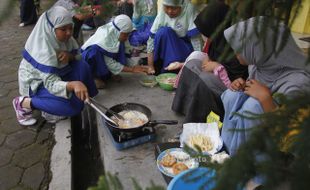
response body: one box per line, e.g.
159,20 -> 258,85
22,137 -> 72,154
49,119 -> 72,190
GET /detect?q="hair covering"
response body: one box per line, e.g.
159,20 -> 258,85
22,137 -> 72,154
162,0 -> 184,6
24,6 -> 77,67
224,16 -> 310,94
82,15 -> 133,53
194,1 -> 232,60
81,14 -> 133,53
150,0 -> 198,37
114,14 -> 133,33
194,1 -> 230,40
194,1 -> 248,81
174,51 -> 209,88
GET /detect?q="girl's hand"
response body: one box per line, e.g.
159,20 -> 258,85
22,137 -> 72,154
132,65 -> 149,74
244,79 -> 272,102
147,66 -> 155,75
244,79 -> 276,112
202,60 -> 220,72
67,81 -> 89,101
165,62 -> 183,71
230,78 -> 246,91
57,51 -> 73,64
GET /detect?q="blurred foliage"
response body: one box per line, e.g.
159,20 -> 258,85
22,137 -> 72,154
75,0 -> 117,19
211,93 -> 310,190
182,93 -> 310,190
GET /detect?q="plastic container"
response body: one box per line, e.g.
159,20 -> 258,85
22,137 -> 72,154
156,73 -> 177,91
139,75 -> 157,88
167,167 -> 216,190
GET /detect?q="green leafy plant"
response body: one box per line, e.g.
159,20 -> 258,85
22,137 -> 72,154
212,93 -> 310,190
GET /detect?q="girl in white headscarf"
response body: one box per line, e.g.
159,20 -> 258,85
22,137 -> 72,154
12,6 -> 98,126
221,16 -> 310,156
147,0 -> 202,74
81,14 -> 149,88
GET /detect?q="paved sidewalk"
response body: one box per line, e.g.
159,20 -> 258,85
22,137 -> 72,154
0,2 -> 55,190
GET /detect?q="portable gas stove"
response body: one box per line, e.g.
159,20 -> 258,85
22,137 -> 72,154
101,116 -> 156,150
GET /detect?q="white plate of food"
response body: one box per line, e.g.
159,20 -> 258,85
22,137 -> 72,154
180,123 -> 223,155
157,148 -> 199,178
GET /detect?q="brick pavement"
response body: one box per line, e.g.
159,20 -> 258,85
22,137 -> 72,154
0,2 -> 55,190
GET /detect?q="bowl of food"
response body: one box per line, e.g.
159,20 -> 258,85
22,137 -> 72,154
156,73 -> 177,91
139,75 -> 158,88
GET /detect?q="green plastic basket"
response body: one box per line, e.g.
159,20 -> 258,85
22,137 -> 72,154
156,73 -> 177,91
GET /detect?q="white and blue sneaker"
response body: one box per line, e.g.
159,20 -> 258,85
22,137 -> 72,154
41,112 -> 67,124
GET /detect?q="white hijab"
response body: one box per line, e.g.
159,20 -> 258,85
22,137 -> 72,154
81,14 -> 133,53
24,6 -> 78,68
150,0 -> 198,37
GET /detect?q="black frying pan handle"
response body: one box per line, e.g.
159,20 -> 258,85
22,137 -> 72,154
149,120 -> 178,125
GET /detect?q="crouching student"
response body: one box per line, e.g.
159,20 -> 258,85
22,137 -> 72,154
171,1 -> 248,123
13,6 -> 98,126
81,14 -> 149,89
147,0 -> 202,74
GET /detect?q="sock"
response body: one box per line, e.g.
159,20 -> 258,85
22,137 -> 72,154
21,97 -> 32,109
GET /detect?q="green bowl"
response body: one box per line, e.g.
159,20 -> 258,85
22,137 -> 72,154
156,73 -> 177,91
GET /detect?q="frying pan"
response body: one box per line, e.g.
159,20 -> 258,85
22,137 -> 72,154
104,103 -> 178,133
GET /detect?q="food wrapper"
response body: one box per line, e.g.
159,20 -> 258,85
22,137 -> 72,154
206,111 -> 223,129
211,151 -> 230,164
180,123 -> 223,155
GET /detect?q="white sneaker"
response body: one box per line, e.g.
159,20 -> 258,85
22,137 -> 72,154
41,112 -> 67,124
81,24 -> 94,30
12,96 -> 37,126
19,23 -> 25,27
